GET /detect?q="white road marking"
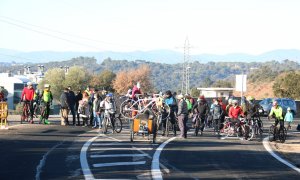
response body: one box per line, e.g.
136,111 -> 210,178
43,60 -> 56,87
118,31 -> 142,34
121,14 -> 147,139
262,137 -> 300,174
90,147 -> 153,151
93,161 -> 146,168
35,141 -> 64,180
151,137 -> 176,180
92,143 -> 158,146
80,135 -> 100,180
90,154 -> 148,158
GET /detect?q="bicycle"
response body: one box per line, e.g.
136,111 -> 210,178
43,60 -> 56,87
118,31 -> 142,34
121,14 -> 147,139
268,124 -> 287,143
120,94 -> 170,120
193,114 -> 204,136
248,117 -> 263,141
165,113 -> 178,137
221,117 -> 249,140
102,112 -> 122,134
21,101 -> 31,124
39,103 -> 50,125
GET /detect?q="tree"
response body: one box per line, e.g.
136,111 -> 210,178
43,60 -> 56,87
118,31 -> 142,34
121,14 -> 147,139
273,71 -> 300,99
190,87 -> 199,97
212,80 -> 233,88
38,68 -> 65,101
65,66 -> 91,91
89,70 -> 116,91
38,66 -> 91,101
113,65 -> 153,94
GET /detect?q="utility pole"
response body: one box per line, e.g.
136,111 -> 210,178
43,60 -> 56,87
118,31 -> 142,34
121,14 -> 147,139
181,37 -> 192,95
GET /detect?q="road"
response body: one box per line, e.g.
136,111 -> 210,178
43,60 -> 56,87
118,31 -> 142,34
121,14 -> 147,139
0,117 -> 299,179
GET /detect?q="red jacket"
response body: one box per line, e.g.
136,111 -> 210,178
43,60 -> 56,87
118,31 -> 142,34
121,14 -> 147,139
229,106 -> 244,119
21,87 -> 35,101
131,85 -> 142,100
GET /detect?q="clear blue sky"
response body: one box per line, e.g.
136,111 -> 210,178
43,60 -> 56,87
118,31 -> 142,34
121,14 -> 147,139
0,0 -> 299,55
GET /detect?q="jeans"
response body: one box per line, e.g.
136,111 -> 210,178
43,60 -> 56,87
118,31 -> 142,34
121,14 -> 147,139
93,111 -> 102,128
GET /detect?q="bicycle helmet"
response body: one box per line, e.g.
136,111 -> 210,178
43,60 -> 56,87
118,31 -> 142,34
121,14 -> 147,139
273,101 -> 278,106
247,96 -> 254,101
27,82 -> 33,86
106,93 -> 113,97
44,84 -> 50,88
232,99 -> 238,105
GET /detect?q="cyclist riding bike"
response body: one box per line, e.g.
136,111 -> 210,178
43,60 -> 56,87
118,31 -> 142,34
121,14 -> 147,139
246,96 -> 262,126
268,101 -> 284,141
39,84 -> 53,124
228,99 -> 244,127
192,95 -> 209,135
21,82 -> 35,123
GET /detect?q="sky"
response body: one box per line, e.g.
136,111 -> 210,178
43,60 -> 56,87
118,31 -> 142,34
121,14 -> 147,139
0,0 -> 300,55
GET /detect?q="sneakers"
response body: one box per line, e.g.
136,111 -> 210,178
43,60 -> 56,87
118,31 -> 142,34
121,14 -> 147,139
44,120 -> 50,125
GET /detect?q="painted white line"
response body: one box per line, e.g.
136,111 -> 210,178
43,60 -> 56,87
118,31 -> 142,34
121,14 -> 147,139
90,147 -> 153,151
90,154 -> 148,158
262,137 -> 300,174
93,161 -> 146,168
36,141 -> 64,180
92,143 -> 158,146
151,137 -> 176,180
80,135 -> 100,180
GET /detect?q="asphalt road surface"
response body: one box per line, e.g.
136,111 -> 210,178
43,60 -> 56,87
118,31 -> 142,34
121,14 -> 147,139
0,117 -> 299,179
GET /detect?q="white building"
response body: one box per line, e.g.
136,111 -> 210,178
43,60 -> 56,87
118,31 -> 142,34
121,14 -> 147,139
197,87 -> 234,99
0,73 -> 37,109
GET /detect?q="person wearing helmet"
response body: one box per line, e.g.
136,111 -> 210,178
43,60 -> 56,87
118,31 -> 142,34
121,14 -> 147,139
100,93 -> 116,130
284,107 -> 293,130
39,84 -> 53,124
225,99 -> 233,115
228,99 -> 244,120
21,82 -> 35,123
192,95 -> 209,136
269,100 -> 284,140
33,89 -> 40,118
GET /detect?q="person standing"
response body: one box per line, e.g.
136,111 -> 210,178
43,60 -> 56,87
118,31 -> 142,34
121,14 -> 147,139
68,86 -> 76,125
177,94 -> 188,138
75,90 -> 83,126
21,82 -> 35,123
92,92 -> 102,128
163,90 -> 178,136
192,95 -> 209,135
284,107 -> 293,130
78,92 -> 91,127
60,88 -> 70,126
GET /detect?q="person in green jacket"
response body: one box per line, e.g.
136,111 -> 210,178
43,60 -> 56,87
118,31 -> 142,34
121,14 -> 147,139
268,100 -> 284,140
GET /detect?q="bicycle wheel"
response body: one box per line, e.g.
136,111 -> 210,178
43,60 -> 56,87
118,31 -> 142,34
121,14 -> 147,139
248,125 -> 255,141
279,127 -> 286,143
114,116 -> 122,133
268,125 -> 274,142
102,117 -> 108,134
120,99 -> 135,119
165,118 -> 170,137
258,127 -> 263,141
152,119 -> 157,144
194,117 -> 200,136
130,120 -> 134,142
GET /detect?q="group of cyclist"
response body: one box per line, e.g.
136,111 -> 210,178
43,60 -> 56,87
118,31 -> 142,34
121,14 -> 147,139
21,82 -> 53,124
19,80 -> 293,142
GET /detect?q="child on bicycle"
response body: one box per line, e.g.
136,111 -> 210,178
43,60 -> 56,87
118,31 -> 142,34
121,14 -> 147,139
284,107 -> 293,130
39,84 -> 53,124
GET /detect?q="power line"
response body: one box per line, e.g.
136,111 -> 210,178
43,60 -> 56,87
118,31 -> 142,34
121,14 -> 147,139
0,16 -> 145,49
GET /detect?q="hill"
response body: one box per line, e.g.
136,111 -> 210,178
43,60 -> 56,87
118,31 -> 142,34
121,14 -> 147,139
1,48 -> 300,64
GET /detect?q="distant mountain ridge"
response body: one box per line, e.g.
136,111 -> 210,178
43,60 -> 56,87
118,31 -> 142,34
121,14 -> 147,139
1,48 -> 300,64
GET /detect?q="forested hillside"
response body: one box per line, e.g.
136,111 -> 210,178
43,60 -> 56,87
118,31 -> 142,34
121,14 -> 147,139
1,57 -> 300,93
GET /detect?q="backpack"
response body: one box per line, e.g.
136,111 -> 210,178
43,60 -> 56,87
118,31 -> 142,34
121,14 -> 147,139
185,99 -> 192,110
213,105 -> 222,119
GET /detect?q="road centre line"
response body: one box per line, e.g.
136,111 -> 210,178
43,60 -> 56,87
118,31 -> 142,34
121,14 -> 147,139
90,154 -> 148,158
262,137 -> 300,174
93,161 -> 146,168
90,147 -> 153,151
